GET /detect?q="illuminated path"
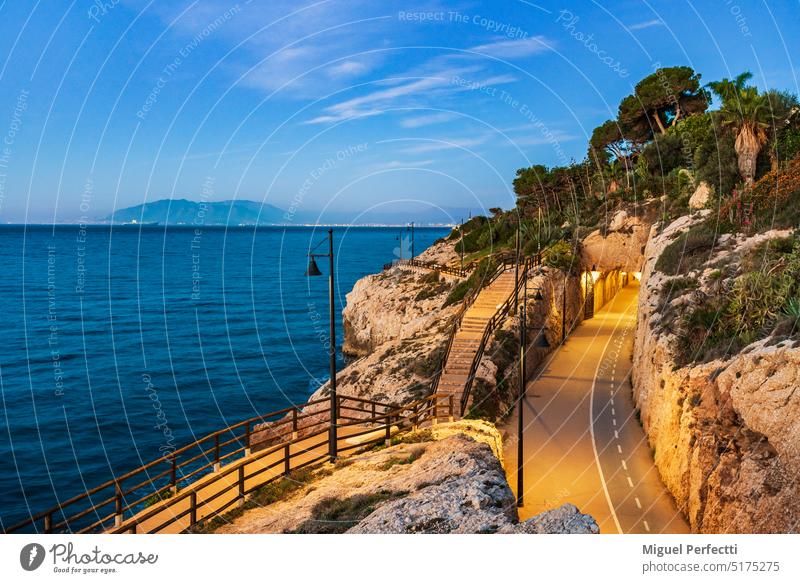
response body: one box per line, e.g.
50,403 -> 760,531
502,281 -> 689,534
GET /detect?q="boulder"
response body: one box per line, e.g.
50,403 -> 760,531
689,181 -> 711,209
498,503 -> 599,534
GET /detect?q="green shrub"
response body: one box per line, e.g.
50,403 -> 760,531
674,235 -> 800,364
443,257 -> 498,307
655,223 -> 717,275
542,240 -> 579,274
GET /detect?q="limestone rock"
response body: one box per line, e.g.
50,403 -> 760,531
218,422 -> 600,534
689,181 -> 711,209
632,216 -> 800,533
580,213 -> 651,273
498,503 -> 599,534
342,239 -> 459,356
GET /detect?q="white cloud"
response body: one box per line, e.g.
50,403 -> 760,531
327,60 -> 370,78
398,134 -> 492,154
399,112 -> 458,128
628,19 -> 664,31
304,67 -> 475,125
469,36 -> 552,59
368,159 -> 435,171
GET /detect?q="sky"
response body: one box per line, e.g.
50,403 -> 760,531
0,0 -> 798,223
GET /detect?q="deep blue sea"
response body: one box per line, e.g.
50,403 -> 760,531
0,225 -> 447,529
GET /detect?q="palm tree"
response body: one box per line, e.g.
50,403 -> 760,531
707,72 -> 770,186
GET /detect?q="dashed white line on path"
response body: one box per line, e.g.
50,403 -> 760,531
621,460 -> 627,470
644,520 -> 651,532
635,497 -> 642,509
627,476 -> 634,488
614,430 -> 619,439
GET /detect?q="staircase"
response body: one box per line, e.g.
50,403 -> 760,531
436,269 -> 518,414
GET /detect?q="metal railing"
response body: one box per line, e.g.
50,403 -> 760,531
5,393 -> 453,534
383,258 -> 473,278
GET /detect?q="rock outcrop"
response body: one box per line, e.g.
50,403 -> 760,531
580,209 -> 651,272
689,181 -> 711,209
343,240 -> 460,356
216,421 -> 598,534
632,217 -> 800,533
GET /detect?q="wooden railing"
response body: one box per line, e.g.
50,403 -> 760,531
5,393 -> 453,534
383,258 -> 473,278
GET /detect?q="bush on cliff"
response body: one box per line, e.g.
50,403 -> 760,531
674,235 -> 800,364
542,240 -> 579,274
655,223 -> 718,275
443,257 -> 498,307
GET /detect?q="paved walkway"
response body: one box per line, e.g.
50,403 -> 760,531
437,270 -> 517,413
502,282 -> 689,533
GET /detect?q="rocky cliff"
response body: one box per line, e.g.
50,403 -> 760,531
216,421 -> 598,534
632,215 -> 800,533
343,239 -> 460,356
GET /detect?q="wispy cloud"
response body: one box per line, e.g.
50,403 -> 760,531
304,67 -> 476,125
628,19 -> 664,31
399,112 -> 458,128
367,159 -> 435,171
398,134 -> 493,154
326,60 -> 371,78
469,36 -> 552,59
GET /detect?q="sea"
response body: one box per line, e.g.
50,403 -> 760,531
0,224 -> 448,529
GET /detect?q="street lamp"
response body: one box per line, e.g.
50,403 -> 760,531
306,228 -> 338,461
459,219 -> 465,273
516,275 -> 548,507
407,221 -> 415,259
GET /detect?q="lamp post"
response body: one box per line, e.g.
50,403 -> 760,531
459,219 -> 465,273
516,274 -> 547,507
408,221 -> 415,259
514,221 -> 521,310
305,228 -> 338,461
562,271 -> 568,343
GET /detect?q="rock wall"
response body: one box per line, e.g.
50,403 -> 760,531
632,217 -> 800,533
581,209 -> 651,272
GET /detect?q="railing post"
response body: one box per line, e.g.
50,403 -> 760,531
190,491 -> 197,528
114,482 -> 123,527
432,398 -> 438,426
43,513 -> 52,534
245,422 -> 251,456
449,395 -> 454,422
284,444 -> 291,476
292,408 -> 298,439
412,403 -> 419,431
214,434 -> 220,472
371,402 -> 376,423
238,465 -> 245,508
170,454 -> 178,495
384,413 -> 392,446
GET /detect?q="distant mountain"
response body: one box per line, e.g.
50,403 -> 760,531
107,199 -> 286,225
106,198 -> 482,226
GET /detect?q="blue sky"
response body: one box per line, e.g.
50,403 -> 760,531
0,0 -> 798,223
